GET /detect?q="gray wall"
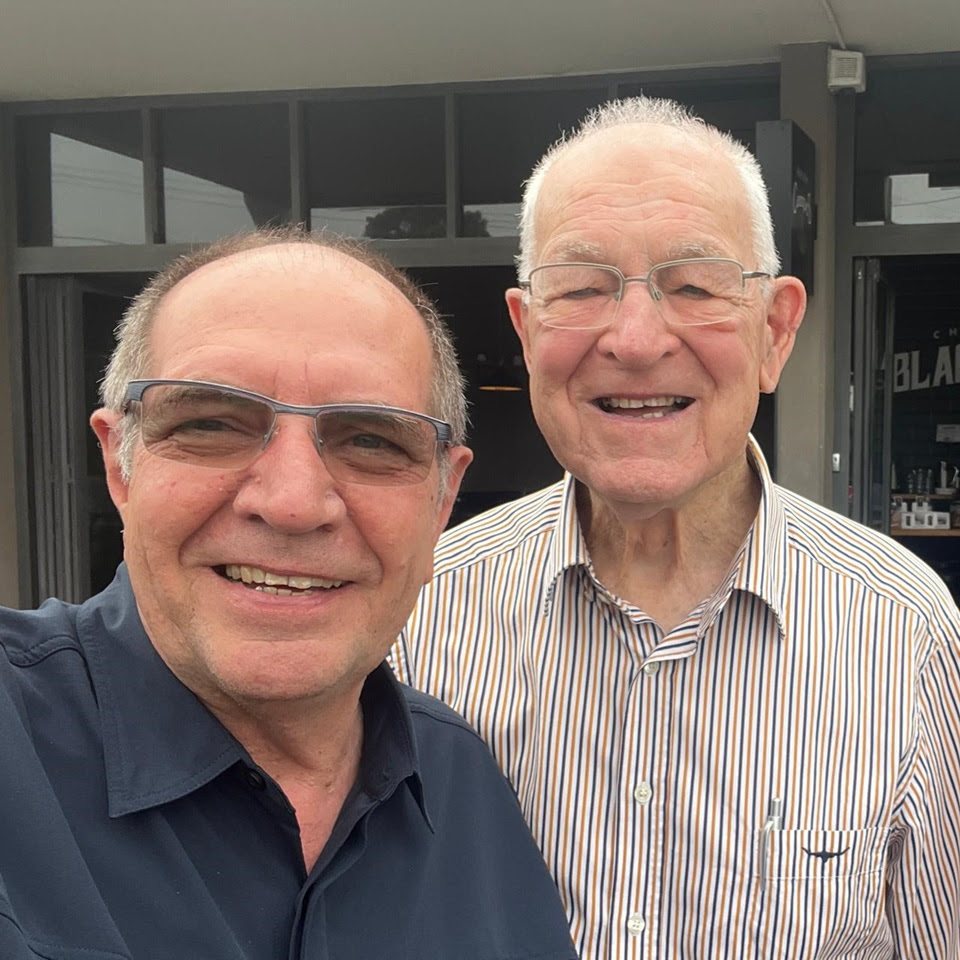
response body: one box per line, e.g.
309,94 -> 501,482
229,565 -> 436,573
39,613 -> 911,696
776,43 -> 838,504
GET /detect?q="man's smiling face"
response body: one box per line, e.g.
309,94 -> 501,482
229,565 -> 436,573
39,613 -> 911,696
507,124 -> 802,514
92,244 -> 470,712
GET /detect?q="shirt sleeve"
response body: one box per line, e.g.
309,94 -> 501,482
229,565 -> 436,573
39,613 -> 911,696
886,600 -> 960,957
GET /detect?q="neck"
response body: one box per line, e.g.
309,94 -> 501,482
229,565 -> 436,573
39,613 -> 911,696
581,455 -> 761,633
209,690 -> 365,872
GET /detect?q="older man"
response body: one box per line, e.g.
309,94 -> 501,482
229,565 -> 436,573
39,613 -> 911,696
0,230 -> 577,960
396,98 -> 960,958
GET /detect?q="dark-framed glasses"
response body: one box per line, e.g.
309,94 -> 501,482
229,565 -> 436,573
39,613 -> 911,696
520,258 -> 771,330
122,380 -> 452,486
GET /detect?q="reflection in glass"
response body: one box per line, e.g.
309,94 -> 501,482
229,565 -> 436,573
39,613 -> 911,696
462,204 -> 518,237
17,112 -> 145,246
51,135 -> 145,245
854,64 -> 960,225
889,174 -> 960,225
306,98 -> 446,239
312,205 -> 448,239
164,168 -> 256,239
161,104 -> 290,244
459,89 -> 610,238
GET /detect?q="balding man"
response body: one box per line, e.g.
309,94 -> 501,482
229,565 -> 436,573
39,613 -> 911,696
0,229 -> 576,960
397,98 -> 960,958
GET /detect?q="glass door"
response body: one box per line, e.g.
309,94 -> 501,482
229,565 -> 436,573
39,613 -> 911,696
850,257 -> 895,531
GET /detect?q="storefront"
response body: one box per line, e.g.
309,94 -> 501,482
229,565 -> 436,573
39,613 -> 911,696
2,49 -> 959,606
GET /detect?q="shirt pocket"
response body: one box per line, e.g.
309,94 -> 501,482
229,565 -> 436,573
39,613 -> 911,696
757,826 -> 890,958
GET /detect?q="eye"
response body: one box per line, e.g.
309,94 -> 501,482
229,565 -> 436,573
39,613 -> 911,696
172,417 -> 240,433
349,432 -> 398,451
671,283 -> 714,300
560,285 -> 607,301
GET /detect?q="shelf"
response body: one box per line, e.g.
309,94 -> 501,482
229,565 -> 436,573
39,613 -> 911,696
893,493 -> 957,500
891,529 -> 960,538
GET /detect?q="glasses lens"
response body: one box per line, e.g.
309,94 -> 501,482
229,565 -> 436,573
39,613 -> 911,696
317,410 -> 438,486
529,264 -> 621,328
650,260 -> 745,326
137,384 -> 272,467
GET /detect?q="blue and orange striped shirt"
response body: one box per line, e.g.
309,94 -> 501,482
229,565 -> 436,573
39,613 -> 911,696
395,442 -> 960,959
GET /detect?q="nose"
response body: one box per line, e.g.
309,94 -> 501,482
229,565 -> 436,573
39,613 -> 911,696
596,277 -> 682,366
231,415 -> 347,533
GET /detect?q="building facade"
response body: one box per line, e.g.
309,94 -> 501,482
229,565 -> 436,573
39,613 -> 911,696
2,44 -> 960,607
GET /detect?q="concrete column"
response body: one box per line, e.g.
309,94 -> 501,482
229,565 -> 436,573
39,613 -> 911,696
775,42 -> 838,505
0,113 -> 21,607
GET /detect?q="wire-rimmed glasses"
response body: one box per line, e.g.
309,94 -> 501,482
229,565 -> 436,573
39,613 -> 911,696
520,258 -> 770,330
122,379 -> 452,486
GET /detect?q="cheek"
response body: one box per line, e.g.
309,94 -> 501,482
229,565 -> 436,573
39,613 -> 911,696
124,470 -> 235,545
528,334 -> 594,388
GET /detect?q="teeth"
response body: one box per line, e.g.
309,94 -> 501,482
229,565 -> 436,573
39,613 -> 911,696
223,565 -> 344,591
603,396 -> 688,409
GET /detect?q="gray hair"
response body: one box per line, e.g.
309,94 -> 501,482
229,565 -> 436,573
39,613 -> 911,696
100,226 -> 468,485
516,96 -> 780,280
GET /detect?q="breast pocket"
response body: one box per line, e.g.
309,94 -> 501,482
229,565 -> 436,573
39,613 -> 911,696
757,826 -> 891,958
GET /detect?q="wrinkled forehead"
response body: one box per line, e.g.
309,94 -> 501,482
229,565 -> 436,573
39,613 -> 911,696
533,124 -> 752,265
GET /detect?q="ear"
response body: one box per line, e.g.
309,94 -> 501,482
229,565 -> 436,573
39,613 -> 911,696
90,409 -> 131,519
505,287 -> 533,371
424,444 -> 473,583
759,276 -> 807,394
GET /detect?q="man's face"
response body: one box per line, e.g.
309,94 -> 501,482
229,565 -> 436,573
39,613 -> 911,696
507,125 -> 805,513
91,245 -> 471,712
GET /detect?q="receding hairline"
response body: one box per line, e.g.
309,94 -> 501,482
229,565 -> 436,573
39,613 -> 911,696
531,122 -> 753,260
158,241 -> 421,314
149,241 -> 433,357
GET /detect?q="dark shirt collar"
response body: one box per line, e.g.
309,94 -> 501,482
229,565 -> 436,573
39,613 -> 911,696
78,566 -> 426,823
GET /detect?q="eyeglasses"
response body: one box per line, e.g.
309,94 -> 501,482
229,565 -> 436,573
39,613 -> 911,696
122,380 -> 452,486
520,258 -> 770,330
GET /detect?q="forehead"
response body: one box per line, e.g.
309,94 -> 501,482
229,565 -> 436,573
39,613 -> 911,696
534,124 -> 753,266
147,245 -> 433,399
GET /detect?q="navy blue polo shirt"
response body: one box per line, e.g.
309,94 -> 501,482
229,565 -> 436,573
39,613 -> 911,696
0,567 -> 576,960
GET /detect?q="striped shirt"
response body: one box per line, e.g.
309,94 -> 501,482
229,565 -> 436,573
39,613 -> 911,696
394,442 -> 960,960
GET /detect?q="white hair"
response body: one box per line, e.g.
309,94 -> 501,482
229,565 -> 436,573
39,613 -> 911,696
516,96 -> 780,280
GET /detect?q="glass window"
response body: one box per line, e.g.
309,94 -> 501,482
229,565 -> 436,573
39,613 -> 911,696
458,89 -> 609,237
306,97 -> 446,239
855,64 -> 960,225
617,76 -> 780,153
161,104 -> 291,243
17,112 -> 145,246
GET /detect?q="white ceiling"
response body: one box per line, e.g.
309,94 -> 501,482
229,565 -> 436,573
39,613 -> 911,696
2,0 -> 958,102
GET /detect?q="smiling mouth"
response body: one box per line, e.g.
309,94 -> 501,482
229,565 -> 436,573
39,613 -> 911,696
217,564 -> 345,596
597,395 -> 694,419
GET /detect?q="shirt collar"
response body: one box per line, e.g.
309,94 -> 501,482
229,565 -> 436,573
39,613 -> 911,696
78,566 -> 426,822
720,436 -> 789,639
544,437 -> 789,636
542,473 -> 591,611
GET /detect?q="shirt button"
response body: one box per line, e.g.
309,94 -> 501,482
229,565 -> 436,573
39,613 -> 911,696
643,661 -> 660,676
626,913 -> 646,935
244,767 -> 266,790
634,781 -> 653,804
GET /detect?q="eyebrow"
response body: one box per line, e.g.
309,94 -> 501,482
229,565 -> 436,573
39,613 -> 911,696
539,239 -> 607,264
662,240 -> 729,261
539,238 -> 734,269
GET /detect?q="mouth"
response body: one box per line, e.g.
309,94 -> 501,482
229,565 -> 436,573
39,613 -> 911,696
216,564 -> 346,596
596,395 -> 694,419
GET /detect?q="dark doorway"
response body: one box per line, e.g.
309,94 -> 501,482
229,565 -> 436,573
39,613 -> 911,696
851,254 -> 960,602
